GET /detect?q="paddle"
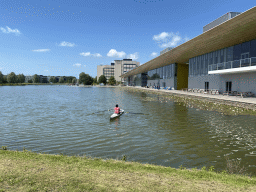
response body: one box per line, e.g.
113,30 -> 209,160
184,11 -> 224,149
92,109 -> 111,114
125,112 -> 145,115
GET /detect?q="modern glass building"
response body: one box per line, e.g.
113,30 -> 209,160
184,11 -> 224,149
121,7 -> 256,93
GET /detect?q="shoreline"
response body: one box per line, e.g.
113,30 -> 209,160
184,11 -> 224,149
2,84 -> 256,115
120,86 -> 256,116
1,149 -> 256,191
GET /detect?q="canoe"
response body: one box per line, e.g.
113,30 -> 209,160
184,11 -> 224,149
110,109 -> 124,119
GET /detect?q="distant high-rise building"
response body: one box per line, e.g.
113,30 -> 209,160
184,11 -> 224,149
97,59 -> 140,83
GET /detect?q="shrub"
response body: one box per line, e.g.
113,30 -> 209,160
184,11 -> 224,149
225,156 -> 247,175
2,146 -> 7,150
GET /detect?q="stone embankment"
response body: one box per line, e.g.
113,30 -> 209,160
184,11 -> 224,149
122,86 -> 256,115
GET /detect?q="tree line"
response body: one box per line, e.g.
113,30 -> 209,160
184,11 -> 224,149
79,73 -> 116,85
0,71 -> 118,85
0,71 -> 77,84
0,72 -> 26,84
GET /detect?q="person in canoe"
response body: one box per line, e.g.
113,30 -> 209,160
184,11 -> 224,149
114,104 -> 120,114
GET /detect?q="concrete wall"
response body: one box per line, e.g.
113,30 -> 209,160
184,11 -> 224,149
188,72 -> 256,94
97,65 -> 105,81
220,72 -> 256,93
188,74 -> 221,90
114,61 -> 122,82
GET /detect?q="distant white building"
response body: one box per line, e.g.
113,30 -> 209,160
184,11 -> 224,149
25,75 -> 33,83
25,75 -> 48,83
97,59 -> 140,83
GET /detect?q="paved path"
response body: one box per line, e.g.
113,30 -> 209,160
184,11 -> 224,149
129,86 -> 256,107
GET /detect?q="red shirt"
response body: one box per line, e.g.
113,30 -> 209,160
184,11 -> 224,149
114,107 -> 120,114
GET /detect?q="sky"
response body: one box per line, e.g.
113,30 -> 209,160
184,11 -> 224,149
0,0 -> 255,78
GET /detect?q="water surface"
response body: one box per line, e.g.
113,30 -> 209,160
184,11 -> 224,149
1,85 -> 256,175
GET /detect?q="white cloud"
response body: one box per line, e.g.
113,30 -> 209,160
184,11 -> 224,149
127,52 -> 139,60
153,32 -> 169,41
59,41 -> 75,47
32,49 -> 50,52
80,52 -> 102,57
92,53 -> 102,57
73,63 -> 82,67
1,26 -> 21,35
153,32 -> 188,48
80,52 -> 91,56
107,49 -> 126,58
150,52 -> 158,57
161,35 -> 181,48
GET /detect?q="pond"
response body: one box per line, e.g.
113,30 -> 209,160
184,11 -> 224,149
1,85 -> 256,175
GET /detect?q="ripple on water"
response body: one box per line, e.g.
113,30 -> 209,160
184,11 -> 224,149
1,86 -> 256,175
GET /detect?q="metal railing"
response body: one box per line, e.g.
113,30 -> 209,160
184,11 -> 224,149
208,57 -> 256,71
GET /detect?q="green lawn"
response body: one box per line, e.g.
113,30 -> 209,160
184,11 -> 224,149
1,150 -> 256,191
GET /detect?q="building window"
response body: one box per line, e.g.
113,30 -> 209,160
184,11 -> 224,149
226,81 -> 232,92
205,82 -> 209,91
241,52 -> 249,59
123,64 -> 137,73
103,67 -> 114,79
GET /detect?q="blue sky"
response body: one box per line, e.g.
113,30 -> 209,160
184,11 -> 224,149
0,0 -> 255,78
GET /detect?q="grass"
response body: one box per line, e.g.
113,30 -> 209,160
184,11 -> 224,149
1,149 -> 256,191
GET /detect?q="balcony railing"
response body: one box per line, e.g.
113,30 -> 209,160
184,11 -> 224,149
208,57 -> 256,72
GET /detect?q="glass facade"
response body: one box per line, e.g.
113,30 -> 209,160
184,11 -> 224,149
190,39 -> 256,76
134,74 -> 142,86
147,63 -> 176,80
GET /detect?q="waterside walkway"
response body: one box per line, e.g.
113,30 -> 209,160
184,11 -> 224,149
129,86 -> 256,110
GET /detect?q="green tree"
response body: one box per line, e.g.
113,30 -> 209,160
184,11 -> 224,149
108,76 -> 116,85
98,75 -> 107,85
49,76 -> 55,83
79,72 -> 93,85
93,76 -> 97,84
72,77 -> 77,84
28,79 -> 33,83
59,77 -> 65,83
7,72 -> 17,83
33,74 -> 40,83
66,76 -> 75,83
2,75 -> 7,83
17,74 -> 25,83
0,71 -> 3,84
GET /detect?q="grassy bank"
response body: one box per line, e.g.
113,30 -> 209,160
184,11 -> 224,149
122,87 -> 256,116
0,83 -> 26,86
1,149 -> 256,191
